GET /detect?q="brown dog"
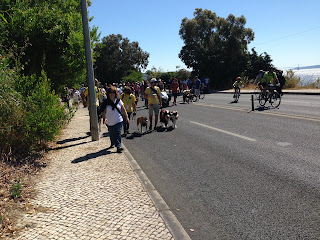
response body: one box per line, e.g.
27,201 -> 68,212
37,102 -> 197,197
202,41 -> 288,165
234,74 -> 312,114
137,116 -> 148,133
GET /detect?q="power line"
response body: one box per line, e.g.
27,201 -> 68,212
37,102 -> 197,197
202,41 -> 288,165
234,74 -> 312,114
254,26 -> 320,46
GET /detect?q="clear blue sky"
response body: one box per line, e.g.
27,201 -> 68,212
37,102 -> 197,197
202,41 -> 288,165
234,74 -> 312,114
88,0 -> 320,72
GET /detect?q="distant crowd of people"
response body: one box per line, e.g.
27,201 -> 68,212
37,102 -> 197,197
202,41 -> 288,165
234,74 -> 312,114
62,70 -> 285,153
61,76 -> 204,153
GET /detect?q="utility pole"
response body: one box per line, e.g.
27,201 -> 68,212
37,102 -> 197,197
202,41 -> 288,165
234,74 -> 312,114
80,0 -> 99,141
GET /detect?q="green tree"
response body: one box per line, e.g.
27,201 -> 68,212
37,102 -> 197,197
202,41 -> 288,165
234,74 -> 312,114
176,69 -> 191,81
245,48 -> 273,80
94,34 -> 149,85
179,8 -> 254,89
145,68 -> 190,86
146,67 -> 165,80
158,72 -> 177,86
0,0 -> 99,94
122,70 -> 143,83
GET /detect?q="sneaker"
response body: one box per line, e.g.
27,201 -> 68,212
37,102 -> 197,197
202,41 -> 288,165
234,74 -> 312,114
117,147 -> 123,153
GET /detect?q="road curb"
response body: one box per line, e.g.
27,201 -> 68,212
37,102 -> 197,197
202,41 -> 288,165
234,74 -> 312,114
123,144 -> 192,240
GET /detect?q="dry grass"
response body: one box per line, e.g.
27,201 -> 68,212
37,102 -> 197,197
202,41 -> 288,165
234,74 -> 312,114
0,154 -> 47,239
243,83 -> 257,89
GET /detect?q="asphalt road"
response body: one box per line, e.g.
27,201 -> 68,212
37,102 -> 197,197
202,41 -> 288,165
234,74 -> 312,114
123,93 -> 320,240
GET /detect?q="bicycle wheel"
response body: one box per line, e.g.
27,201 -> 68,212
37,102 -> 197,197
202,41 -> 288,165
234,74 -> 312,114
254,86 -> 261,100
270,92 -> 281,108
258,93 -> 267,106
234,90 -> 239,102
200,91 -> 205,99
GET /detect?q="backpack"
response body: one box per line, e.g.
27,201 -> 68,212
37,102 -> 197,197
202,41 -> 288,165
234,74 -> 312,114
278,75 -> 286,85
98,97 -> 122,116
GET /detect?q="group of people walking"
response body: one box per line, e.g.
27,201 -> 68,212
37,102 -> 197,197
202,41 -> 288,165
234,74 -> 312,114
75,76 -> 206,153
79,70 -> 285,153
96,78 -> 168,153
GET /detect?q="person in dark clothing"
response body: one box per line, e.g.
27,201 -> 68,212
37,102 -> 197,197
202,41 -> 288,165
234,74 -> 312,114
276,70 -> 286,96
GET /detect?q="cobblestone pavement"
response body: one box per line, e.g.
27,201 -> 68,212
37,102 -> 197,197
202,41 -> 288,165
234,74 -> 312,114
15,107 -> 175,240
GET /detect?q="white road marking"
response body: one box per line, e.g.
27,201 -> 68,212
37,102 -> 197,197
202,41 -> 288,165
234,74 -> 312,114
194,102 -> 320,122
190,121 -> 256,142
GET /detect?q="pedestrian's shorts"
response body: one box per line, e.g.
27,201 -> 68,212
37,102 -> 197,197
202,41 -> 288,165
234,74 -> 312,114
148,104 -> 160,116
194,89 -> 200,96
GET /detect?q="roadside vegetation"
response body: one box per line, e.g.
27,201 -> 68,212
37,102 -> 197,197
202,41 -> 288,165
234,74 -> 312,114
0,0 -> 98,237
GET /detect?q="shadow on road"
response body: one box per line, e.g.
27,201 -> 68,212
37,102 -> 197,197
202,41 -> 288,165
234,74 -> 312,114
125,131 -> 152,140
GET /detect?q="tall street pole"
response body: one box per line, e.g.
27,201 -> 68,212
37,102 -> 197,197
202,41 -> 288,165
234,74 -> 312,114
80,0 -> 99,141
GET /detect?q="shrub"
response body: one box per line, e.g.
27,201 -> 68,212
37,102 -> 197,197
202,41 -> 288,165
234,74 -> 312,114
0,58 -> 27,160
315,78 -> 320,89
0,56 -> 67,160
284,70 -> 301,89
24,72 -> 67,149
10,179 -> 23,199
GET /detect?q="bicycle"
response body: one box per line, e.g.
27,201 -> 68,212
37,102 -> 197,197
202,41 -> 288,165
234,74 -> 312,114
254,85 -> 263,100
258,84 -> 281,108
233,87 -> 240,102
200,90 -> 205,99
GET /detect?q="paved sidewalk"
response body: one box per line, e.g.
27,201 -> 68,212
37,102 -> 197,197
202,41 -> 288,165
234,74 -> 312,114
16,107 -> 188,240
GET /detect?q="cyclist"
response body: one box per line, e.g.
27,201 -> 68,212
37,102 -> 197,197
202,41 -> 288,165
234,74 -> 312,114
255,70 -> 265,85
261,67 -> 278,96
233,77 -> 243,98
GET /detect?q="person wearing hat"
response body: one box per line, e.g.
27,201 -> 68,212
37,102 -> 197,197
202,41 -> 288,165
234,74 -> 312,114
261,67 -> 278,96
144,78 -> 162,130
233,77 -> 243,98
